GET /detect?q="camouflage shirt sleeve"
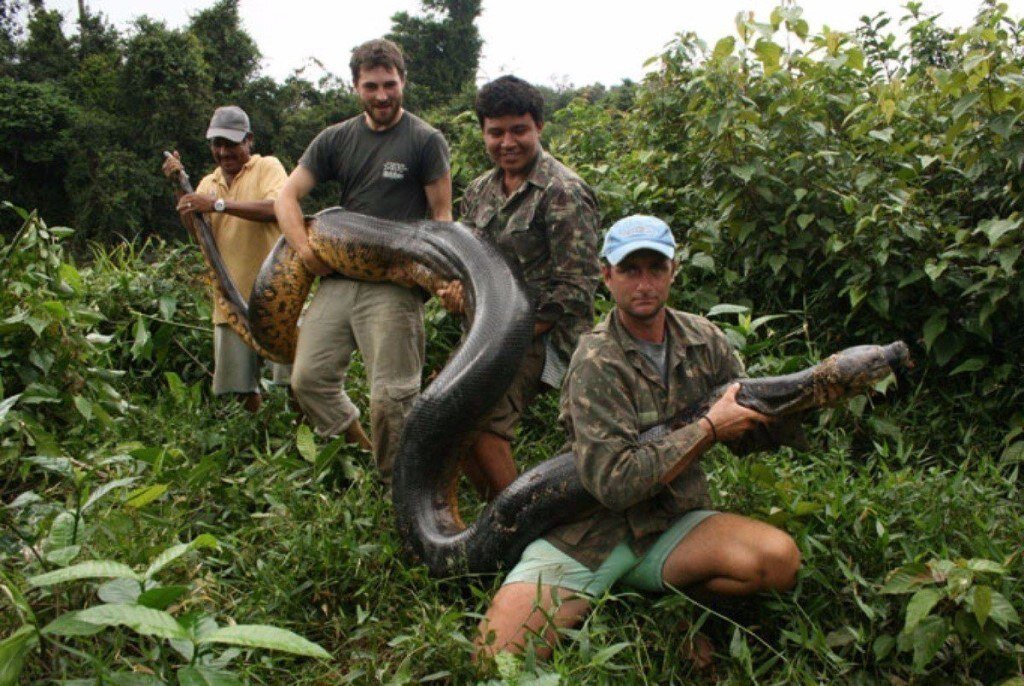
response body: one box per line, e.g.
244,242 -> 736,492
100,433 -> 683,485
534,179 -> 601,325
458,179 -> 485,238
566,342 -> 712,512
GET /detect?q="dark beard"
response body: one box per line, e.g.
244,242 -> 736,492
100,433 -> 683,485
365,101 -> 401,128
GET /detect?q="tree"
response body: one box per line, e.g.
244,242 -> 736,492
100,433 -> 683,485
0,0 -> 21,75
387,0 -> 482,110
188,0 -> 260,99
17,5 -> 74,82
0,77 -> 76,229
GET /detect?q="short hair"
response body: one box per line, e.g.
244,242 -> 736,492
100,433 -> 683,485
350,38 -> 406,85
474,75 -> 544,128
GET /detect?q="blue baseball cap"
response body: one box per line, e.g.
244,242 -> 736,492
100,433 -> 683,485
601,215 -> 676,265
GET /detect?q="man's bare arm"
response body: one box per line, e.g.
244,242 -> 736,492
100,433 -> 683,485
274,166 -> 331,276
175,194 -> 276,222
659,384 -> 771,484
424,173 -> 453,221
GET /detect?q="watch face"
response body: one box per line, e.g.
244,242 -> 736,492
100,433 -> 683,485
214,198 -> 225,212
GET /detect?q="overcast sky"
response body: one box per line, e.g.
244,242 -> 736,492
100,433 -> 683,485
46,0 -> 1024,88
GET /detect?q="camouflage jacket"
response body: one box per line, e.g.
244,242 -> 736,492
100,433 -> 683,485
460,149 -> 600,362
545,307 -> 745,570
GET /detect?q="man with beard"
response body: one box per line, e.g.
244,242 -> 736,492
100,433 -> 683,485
162,105 -> 290,413
275,38 -> 452,477
475,216 -> 801,660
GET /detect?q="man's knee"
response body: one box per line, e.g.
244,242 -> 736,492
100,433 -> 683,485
475,583 -> 589,661
288,357 -> 322,398
754,530 -> 800,591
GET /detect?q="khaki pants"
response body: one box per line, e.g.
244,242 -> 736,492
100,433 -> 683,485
212,324 -> 291,395
290,278 -> 425,478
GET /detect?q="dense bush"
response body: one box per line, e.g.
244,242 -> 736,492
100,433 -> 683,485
549,3 -> 1024,435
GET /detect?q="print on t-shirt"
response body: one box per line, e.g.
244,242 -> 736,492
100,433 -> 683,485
383,161 -> 407,180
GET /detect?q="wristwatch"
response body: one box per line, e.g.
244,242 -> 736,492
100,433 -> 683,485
213,198 -> 226,213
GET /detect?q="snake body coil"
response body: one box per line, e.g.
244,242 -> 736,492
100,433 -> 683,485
191,206 -> 910,577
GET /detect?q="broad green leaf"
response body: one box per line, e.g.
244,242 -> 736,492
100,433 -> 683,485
911,616 -> 947,672
807,121 -> 826,137
83,477 -> 140,511
98,577 -> 143,604
988,590 -> 1020,629
46,545 -> 81,566
0,394 -> 21,422
922,315 -> 947,351
975,217 -> 1020,245
131,316 -> 151,358
158,296 -> 177,320
124,484 -> 168,509
951,92 -> 981,120
754,39 -> 782,74
881,564 -> 932,594
138,585 -> 189,610
41,611 -> 105,637
590,641 -> 630,666
296,424 -> 317,463
58,262 -> 82,292
972,585 -> 992,628
165,372 -> 186,404
177,666 -> 242,686
712,36 -> 735,60
690,253 -> 715,272
868,128 -> 893,143
845,47 -> 865,71
0,625 -> 38,686
1001,441 -> 1024,463
873,634 -> 895,660
988,112 -> 1019,140
706,304 -> 749,317
923,260 -> 947,281
796,214 -> 814,229
949,358 -> 985,375
932,331 -> 964,367
729,164 -> 756,182
46,511 -> 78,549
73,396 -> 92,420
23,455 -> 72,475
77,604 -> 187,640
29,560 -> 141,586
198,625 -> 332,659
145,534 -> 217,580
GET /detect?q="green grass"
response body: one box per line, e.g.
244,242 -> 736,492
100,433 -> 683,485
1,229 -> 1021,685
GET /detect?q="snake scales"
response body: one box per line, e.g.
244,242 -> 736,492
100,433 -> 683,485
182,201 -> 910,577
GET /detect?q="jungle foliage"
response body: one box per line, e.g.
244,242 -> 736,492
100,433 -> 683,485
1,1 -> 1022,685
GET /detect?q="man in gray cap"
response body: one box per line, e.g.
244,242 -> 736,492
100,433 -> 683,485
475,215 -> 800,660
161,105 -> 293,413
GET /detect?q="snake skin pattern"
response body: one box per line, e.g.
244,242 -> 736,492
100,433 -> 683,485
191,206 -> 910,577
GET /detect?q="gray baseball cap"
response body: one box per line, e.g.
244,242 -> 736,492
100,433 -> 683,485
206,105 -> 250,142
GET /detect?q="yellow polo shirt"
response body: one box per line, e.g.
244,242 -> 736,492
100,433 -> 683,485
195,154 -> 287,324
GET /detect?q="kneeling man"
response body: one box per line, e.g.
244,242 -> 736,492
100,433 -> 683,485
477,215 -> 801,658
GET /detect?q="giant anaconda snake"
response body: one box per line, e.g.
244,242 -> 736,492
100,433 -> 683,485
180,196 -> 910,577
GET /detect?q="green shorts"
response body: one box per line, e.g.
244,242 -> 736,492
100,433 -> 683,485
503,510 -> 718,597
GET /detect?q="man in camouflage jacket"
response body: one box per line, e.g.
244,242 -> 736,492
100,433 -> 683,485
440,76 -> 600,498
475,215 -> 801,660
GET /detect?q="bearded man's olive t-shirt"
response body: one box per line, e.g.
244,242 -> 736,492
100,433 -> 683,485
298,111 -> 450,221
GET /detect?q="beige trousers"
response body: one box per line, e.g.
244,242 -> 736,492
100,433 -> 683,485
290,278 -> 425,478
